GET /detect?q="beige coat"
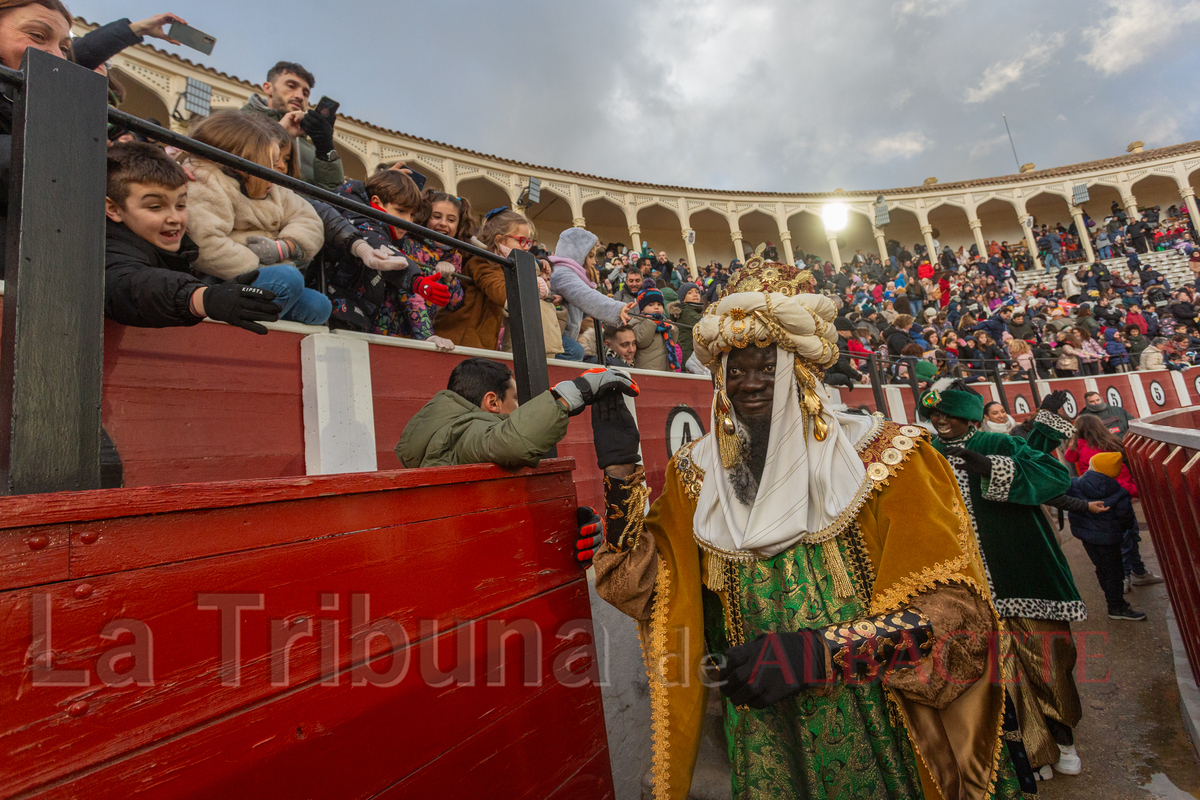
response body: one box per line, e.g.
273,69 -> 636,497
186,160 -> 325,281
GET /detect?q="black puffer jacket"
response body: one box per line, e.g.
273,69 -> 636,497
104,218 -> 205,328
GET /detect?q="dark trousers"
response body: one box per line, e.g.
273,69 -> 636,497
1082,540 -> 1125,612
1122,527 -> 1147,577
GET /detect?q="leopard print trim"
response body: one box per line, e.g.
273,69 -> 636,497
1034,408 -> 1075,439
994,597 -> 1088,622
982,455 -> 1016,503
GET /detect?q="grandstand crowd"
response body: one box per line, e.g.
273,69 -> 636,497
2,2 -> 1199,390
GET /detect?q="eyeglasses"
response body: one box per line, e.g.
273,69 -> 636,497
505,235 -> 535,248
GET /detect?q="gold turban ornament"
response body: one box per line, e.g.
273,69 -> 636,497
693,261 -> 839,447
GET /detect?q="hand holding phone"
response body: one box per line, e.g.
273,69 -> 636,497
166,21 -> 216,55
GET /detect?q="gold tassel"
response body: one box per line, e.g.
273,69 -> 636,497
823,539 -> 855,599
794,360 -> 828,441
715,387 -> 743,469
704,550 -> 728,592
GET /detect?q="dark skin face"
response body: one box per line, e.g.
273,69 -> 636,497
928,409 -> 973,440
726,347 -> 776,424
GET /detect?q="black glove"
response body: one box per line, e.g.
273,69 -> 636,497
574,507 -> 602,568
201,271 -> 281,335
943,446 -> 993,476
299,109 -> 336,156
1040,389 -> 1069,414
553,368 -> 639,417
591,391 -> 641,469
719,631 -> 826,709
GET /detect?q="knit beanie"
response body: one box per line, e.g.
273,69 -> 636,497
1089,451 -> 1123,478
637,289 -> 665,311
834,317 -> 855,332
554,227 -> 598,266
679,282 -> 702,301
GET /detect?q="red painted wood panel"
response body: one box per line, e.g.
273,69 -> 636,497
28,583 -> 610,800
0,462 -> 611,799
0,525 -> 69,591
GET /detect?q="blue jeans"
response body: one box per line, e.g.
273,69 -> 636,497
556,334 -> 586,362
1121,526 -> 1147,577
1099,246 -> 1112,259
253,265 -> 331,325
1043,251 -> 1061,271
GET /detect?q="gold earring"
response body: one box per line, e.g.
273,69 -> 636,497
715,387 -> 743,468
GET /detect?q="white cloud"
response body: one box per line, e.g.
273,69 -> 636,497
867,131 -> 931,162
968,134 -> 1010,158
1081,0 -> 1200,74
894,0 -> 966,16
965,33 -> 1064,103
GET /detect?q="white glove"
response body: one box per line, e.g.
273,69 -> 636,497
427,335 -> 456,352
552,368 -> 639,417
436,261 -> 458,277
352,239 -> 410,272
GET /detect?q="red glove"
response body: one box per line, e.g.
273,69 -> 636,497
575,507 -> 603,568
414,275 -> 451,307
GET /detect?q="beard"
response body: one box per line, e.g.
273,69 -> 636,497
729,414 -> 771,506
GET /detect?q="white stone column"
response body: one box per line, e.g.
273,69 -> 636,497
442,158 -> 458,196
919,224 -> 938,264
1017,204 -> 1043,271
731,229 -> 744,263
1122,192 -> 1139,219
628,223 -> 642,253
873,227 -> 889,263
682,229 -> 699,277
301,334 -> 377,475
778,231 -> 795,265
1071,206 -> 1095,262
572,217 -> 586,229
968,216 -> 987,256
826,233 -> 843,269
1180,186 -> 1200,231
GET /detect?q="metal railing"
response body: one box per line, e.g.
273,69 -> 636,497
0,50 -> 551,495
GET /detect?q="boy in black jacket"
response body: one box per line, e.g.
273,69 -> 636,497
104,143 -> 280,333
1065,451 -> 1146,621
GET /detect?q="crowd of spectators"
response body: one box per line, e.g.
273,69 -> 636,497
2,1 -> 1199,388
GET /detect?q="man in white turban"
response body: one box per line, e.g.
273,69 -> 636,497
588,261 -> 1032,800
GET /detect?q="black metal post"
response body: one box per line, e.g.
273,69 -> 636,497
505,247 -> 551,398
866,353 -> 887,415
1028,367 -> 1042,408
991,364 -> 1010,413
0,51 -> 107,495
592,317 -> 605,365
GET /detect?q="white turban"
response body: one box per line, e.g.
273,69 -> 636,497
693,291 -> 840,371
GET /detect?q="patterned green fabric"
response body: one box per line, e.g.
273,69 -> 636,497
713,536 -> 1025,800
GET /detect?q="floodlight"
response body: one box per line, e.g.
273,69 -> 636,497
822,203 -> 849,232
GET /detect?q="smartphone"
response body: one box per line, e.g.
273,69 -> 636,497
405,167 -> 427,191
167,22 -> 216,55
314,95 -> 340,121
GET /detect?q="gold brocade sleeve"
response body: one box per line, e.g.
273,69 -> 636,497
887,584 -> 992,710
855,439 -> 1007,800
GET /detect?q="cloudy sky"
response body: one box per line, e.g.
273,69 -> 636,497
75,0 -> 1200,193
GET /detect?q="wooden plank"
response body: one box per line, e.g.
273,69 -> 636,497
0,524 -> 69,591
0,459 -> 575,531
68,471 -> 573,577
20,582 -> 608,800
544,750 -> 618,800
0,497 -> 583,794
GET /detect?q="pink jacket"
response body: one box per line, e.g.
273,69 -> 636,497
1065,439 -> 1138,497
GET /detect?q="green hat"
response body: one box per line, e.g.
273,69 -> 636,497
913,360 -> 938,382
918,378 -> 984,422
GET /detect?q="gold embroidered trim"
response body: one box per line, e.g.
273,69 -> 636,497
672,437 -> 706,502
646,562 -> 673,800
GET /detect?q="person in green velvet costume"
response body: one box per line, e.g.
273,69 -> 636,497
920,379 -> 1087,782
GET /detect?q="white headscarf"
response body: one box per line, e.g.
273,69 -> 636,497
690,347 -> 876,558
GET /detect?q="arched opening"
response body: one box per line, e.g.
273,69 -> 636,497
582,197 -> 631,254
334,146 -> 368,182
877,206 -> 923,265
527,188 -> 574,249
1025,191 -> 1083,264
458,176 -> 517,231
1130,174 -> 1184,220
689,208 -> 734,268
1080,182 -> 1123,228
739,210 -> 780,261
836,209 -> 878,266
785,210 -> 827,265
926,203 -> 972,257
975,197 -> 1024,265
636,203 -> 685,263
110,68 -> 170,127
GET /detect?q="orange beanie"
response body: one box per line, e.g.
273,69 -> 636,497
1089,451 -> 1124,478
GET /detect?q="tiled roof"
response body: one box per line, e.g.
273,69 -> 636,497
83,18 -> 1200,200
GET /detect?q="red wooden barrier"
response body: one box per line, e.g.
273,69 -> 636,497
1124,407 -> 1200,687
0,459 -> 613,800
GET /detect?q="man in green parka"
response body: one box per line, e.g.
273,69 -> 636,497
397,357 -> 636,469
919,380 -> 1087,783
